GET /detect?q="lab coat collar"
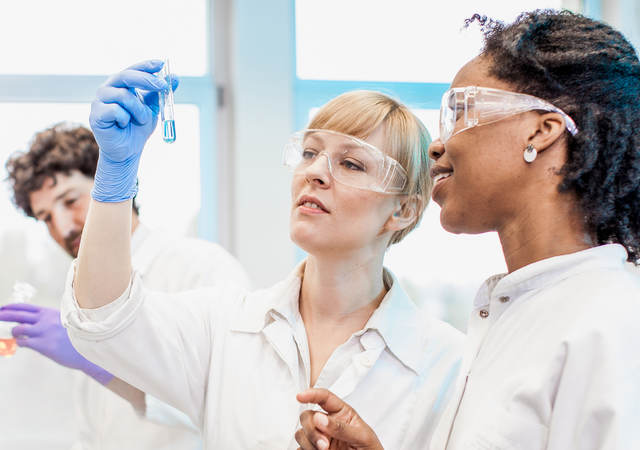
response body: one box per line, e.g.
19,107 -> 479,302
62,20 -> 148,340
230,261 -> 425,373
357,269 -> 424,374
229,261 -> 304,333
474,244 -> 629,308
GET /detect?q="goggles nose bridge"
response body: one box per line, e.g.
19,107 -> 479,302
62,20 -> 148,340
304,151 -> 334,181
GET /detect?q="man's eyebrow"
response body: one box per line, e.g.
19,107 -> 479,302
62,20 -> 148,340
33,188 -> 74,218
54,188 -> 74,202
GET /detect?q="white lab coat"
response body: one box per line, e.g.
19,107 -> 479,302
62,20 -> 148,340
430,244 -> 640,450
62,262 -> 464,449
72,223 -> 250,450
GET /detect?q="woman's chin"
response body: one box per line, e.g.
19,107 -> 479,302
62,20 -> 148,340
440,208 -> 493,235
290,228 -> 320,253
290,229 -> 345,256
439,207 -> 472,235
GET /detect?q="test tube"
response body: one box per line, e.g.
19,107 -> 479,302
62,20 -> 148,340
0,282 -> 37,357
159,58 -> 176,143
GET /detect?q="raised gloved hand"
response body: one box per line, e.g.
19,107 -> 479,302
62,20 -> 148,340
0,303 -> 114,385
89,59 -> 178,203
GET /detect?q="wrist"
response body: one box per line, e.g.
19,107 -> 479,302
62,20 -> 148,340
91,152 -> 140,203
82,360 -> 114,385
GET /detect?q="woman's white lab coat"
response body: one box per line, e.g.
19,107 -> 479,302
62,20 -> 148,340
430,244 -> 640,450
62,263 -> 463,449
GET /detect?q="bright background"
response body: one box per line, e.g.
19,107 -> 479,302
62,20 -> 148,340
0,0 -> 638,448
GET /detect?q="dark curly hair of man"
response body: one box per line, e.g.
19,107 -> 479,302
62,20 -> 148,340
466,9 -> 640,264
6,123 -> 139,218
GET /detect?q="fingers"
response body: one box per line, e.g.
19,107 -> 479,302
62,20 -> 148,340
314,412 -> 380,447
106,68 -> 167,92
90,100 -> 132,130
139,75 -> 180,115
11,324 -> 39,338
0,303 -> 41,312
298,410 -> 330,450
124,59 -> 165,73
14,335 -> 44,352
295,426 -> 320,450
0,309 -> 39,324
96,86 -> 152,126
297,388 -> 346,414
297,389 -> 380,446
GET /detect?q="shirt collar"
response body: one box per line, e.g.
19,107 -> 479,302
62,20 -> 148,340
475,244 -> 629,308
230,261 -> 305,333
359,269 -> 424,373
230,261 -> 425,373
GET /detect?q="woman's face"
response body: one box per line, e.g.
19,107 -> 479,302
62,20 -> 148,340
429,56 -> 545,235
289,124 -> 401,256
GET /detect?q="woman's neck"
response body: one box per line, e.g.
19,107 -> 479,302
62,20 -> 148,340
298,250 -> 389,387
299,251 -> 387,328
498,196 -> 593,273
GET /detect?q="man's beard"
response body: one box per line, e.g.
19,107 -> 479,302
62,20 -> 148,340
64,229 -> 83,258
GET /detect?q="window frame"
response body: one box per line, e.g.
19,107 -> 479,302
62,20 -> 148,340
0,0 -> 220,243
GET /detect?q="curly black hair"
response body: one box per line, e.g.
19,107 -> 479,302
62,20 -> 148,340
6,123 -> 139,218
466,9 -> 640,264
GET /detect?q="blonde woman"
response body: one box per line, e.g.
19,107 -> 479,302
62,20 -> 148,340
61,60 -> 463,449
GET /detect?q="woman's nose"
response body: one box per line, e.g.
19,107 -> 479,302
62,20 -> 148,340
428,138 -> 445,161
304,153 -> 332,187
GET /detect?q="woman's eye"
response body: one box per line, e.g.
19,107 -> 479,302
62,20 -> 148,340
65,198 -> 77,207
342,159 -> 365,171
302,149 -> 317,159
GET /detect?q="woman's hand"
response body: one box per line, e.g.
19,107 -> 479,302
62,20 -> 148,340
89,59 -> 177,202
295,388 -> 383,450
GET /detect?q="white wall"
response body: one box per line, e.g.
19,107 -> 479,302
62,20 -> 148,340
602,0 -> 640,52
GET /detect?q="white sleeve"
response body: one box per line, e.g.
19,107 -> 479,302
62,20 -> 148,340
60,262 -> 243,427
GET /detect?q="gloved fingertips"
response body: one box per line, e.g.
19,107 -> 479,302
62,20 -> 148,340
152,76 -> 168,91
113,107 -> 132,129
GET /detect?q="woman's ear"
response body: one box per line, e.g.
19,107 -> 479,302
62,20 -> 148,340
385,196 -> 421,232
527,112 -> 568,154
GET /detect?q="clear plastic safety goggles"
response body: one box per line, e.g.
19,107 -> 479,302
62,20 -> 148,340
439,86 -> 579,143
283,129 -> 408,194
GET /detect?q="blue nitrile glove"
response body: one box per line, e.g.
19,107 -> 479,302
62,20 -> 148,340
0,303 -> 114,385
89,59 -> 178,202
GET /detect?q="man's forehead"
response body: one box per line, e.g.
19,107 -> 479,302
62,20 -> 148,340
30,171 -> 92,215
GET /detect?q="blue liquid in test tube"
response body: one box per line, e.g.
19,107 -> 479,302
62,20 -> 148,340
164,119 -> 176,143
160,59 -> 176,143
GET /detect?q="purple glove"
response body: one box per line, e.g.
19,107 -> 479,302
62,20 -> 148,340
0,303 -> 114,385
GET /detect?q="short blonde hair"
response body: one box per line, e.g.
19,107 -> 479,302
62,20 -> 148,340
308,90 -> 432,245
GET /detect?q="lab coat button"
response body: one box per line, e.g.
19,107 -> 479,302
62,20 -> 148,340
479,309 -> 489,318
499,296 -> 510,303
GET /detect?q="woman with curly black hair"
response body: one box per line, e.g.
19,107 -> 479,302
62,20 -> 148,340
295,9 -> 640,450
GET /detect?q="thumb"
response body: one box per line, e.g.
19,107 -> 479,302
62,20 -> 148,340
296,388 -> 346,414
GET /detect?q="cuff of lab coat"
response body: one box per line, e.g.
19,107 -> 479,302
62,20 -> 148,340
145,393 -> 199,431
61,260 -> 145,341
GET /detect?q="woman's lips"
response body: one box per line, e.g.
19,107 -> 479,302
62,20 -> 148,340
431,173 -> 452,202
